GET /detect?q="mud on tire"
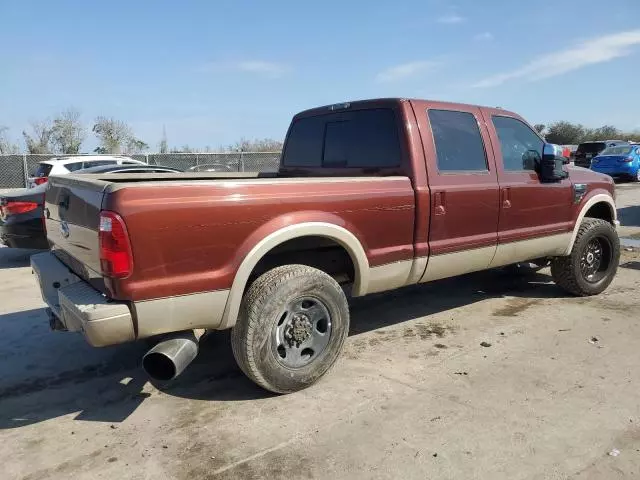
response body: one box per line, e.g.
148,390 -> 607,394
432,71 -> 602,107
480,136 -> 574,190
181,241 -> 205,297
551,218 -> 620,296
231,265 -> 350,394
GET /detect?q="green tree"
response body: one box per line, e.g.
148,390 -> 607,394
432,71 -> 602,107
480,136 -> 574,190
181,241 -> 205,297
23,120 -> 54,154
51,109 -> 85,154
533,124 -> 546,135
226,137 -> 283,152
0,126 -> 20,154
588,125 -> 621,141
93,116 -> 146,154
545,121 -> 587,144
126,138 -> 149,154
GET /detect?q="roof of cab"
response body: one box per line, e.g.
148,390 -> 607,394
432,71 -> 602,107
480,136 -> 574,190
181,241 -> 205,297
293,97 -> 519,119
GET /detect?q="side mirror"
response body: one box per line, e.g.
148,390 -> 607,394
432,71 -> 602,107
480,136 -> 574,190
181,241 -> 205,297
540,144 -> 569,183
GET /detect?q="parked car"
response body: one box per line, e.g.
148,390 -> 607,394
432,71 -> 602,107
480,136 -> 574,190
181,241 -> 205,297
573,140 -> 629,169
28,155 -> 147,188
0,184 -> 48,249
1,165 -> 181,249
32,98 -> 620,394
590,144 -> 640,181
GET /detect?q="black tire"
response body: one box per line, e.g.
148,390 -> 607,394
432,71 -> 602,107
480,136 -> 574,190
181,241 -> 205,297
551,218 -> 620,296
231,265 -> 350,393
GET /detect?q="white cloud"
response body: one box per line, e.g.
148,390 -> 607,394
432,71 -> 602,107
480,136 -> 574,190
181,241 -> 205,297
437,14 -> 465,24
474,32 -> 493,41
376,60 -> 439,83
199,60 -> 290,78
473,29 -> 640,88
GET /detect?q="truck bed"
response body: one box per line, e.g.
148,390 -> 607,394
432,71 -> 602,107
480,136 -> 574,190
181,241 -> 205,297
45,173 -> 416,301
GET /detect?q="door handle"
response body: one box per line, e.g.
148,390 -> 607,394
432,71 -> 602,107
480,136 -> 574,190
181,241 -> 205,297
501,188 -> 511,209
434,191 -> 446,216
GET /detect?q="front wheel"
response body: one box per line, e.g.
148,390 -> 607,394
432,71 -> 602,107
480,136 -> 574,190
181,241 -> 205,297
551,218 -> 620,296
231,265 -> 350,394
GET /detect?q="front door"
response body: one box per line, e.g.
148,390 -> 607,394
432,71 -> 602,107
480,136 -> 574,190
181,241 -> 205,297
481,110 -> 574,267
412,101 -> 501,282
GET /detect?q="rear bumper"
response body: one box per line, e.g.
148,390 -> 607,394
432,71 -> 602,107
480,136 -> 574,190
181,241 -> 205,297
31,252 -> 135,347
591,165 -> 636,177
31,251 -> 232,347
0,218 -> 48,249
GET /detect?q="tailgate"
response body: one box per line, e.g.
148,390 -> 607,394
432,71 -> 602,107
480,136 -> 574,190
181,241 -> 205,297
45,175 -> 107,290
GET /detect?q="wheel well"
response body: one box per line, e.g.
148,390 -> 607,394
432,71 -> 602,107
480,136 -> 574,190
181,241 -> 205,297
584,202 -> 614,224
248,236 -> 356,291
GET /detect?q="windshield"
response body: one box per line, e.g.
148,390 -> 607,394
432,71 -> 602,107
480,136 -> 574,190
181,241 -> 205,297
576,143 -> 606,154
600,146 -> 632,156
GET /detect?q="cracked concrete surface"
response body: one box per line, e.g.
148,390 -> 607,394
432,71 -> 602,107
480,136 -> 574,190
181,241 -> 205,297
1,184 -> 640,480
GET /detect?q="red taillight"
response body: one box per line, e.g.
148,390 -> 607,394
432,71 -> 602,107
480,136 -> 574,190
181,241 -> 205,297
34,177 -> 48,186
620,157 -> 634,163
0,201 -> 39,219
99,211 -> 133,279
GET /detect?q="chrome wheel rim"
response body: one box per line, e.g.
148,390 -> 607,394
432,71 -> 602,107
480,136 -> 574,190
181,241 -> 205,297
272,296 -> 332,368
580,236 -> 612,283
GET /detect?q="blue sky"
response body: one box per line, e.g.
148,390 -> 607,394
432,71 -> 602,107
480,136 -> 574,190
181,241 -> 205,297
1,0 -> 640,151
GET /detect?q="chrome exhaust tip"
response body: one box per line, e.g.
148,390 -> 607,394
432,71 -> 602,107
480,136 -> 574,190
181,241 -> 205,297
142,331 -> 199,381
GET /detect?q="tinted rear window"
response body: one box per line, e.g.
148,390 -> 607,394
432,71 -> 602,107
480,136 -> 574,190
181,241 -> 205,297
283,109 -> 401,168
600,146 -> 632,155
576,143 -> 606,154
65,162 -> 85,172
84,160 -> 118,168
34,163 -> 53,177
428,109 -> 487,172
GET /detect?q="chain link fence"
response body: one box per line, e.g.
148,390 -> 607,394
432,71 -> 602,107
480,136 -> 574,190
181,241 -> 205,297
0,152 -> 281,188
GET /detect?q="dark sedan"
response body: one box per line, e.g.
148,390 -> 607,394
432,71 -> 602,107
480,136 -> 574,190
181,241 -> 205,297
0,164 -> 181,249
0,184 -> 49,249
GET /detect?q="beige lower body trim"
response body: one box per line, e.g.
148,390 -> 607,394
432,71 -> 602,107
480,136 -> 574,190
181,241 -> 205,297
489,233 -> 571,268
134,289 -> 230,339
419,245 -> 496,283
366,260 -> 414,295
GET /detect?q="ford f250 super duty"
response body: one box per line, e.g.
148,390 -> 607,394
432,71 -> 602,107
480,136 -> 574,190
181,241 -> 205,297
32,98 -> 620,393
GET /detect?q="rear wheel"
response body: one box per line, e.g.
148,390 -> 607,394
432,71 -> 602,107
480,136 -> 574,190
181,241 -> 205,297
551,218 -> 619,296
231,265 -> 350,393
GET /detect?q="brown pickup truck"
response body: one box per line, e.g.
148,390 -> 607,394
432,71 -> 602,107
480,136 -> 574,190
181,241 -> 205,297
32,98 -> 620,393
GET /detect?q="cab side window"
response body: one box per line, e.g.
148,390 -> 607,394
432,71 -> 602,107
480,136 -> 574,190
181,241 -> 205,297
492,116 -> 544,171
428,109 -> 488,172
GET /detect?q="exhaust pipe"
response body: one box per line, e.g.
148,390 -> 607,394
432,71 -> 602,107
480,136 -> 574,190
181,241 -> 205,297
142,331 -> 199,381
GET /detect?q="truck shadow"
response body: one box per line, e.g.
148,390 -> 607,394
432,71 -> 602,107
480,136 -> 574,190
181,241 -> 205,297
0,247 -> 43,270
618,205 -> 640,228
0,268 -> 564,429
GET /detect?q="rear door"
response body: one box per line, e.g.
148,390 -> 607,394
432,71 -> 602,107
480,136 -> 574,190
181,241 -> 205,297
482,110 -> 573,266
412,101 -> 500,281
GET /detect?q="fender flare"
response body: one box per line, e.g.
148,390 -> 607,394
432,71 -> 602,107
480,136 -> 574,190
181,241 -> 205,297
563,193 -> 617,255
219,222 -> 369,329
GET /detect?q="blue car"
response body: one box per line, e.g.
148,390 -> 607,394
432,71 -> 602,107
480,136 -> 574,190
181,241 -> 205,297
590,144 -> 640,181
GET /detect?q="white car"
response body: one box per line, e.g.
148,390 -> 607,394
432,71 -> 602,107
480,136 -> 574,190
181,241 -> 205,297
29,155 -> 146,188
